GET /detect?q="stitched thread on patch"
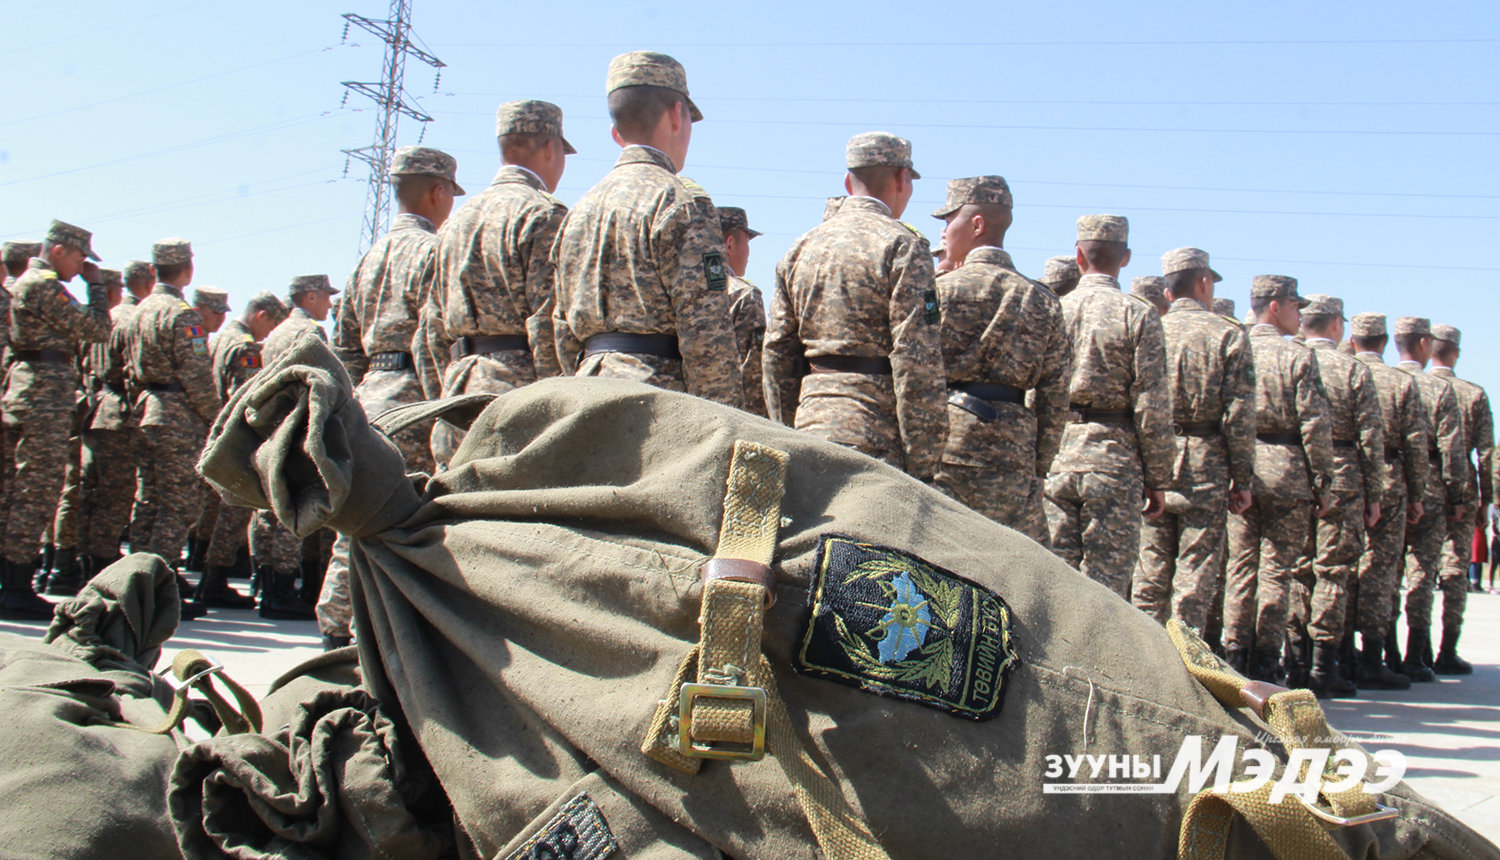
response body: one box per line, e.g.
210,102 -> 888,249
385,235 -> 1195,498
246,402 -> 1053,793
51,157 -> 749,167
795,535 -> 1017,720
504,793 -> 617,860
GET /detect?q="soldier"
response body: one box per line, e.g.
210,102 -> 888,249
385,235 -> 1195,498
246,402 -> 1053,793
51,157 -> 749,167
1393,316 -> 1470,682
1130,275 -> 1170,317
718,206 -> 767,418
1346,313 -> 1426,689
1039,255 -> 1081,297
1212,297 -> 1237,319
1044,215 -> 1173,598
552,52 -> 743,407
0,241 -> 42,568
1291,295 -> 1385,698
183,288 -> 228,572
930,176 -> 1069,543
1133,248 -> 1255,639
763,132 -> 944,480
1222,275 -> 1334,681
1427,323 -> 1489,674
0,221 -> 110,619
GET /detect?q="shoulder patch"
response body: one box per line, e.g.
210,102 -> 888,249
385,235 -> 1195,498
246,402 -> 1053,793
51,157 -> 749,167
504,794 -> 616,860
239,352 -> 262,369
795,535 -> 1018,720
924,289 -> 940,324
184,324 -> 204,339
704,252 -> 728,291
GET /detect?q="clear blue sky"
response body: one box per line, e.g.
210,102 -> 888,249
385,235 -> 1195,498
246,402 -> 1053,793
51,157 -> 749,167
3,1 -> 1498,390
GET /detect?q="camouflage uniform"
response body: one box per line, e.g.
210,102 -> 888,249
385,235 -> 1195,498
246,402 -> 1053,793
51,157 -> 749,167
1039,255 -> 1081,297
0,242 -> 41,558
725,274 -> 767,418
1129,275 -> 1169,316
1134,248 -> 1255,633
1212,297 -> 1237,319
1044,216 -> 1174,598
1223,277 -> 1334,674
72,271 -> 136,570
201,316 -> 266,570
1429,327 -> 1491,641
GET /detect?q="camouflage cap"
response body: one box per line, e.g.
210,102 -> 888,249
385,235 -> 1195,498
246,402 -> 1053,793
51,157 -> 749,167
845,132 -> 920,179
96,268 -> 122,287
1160,246 -> 1222,282
122,260 -> 154,283
388,146 -> 466,196
607,51 -> 702,122
930,175 -> 1012,219
1212,297 -> 1236,317
1431,324 -> 1460,345
1130,276 -> 1166,303
1041,255 -> 1081,285
152,238 -> 192,267
193,286 -> 231,313
1350,312 -> 1387,338
1301,294 -> 1345,319
246,290 -> 289,320
2,240 -> 41,264
1076,214 -> 1128,243
1250,274 -> 1306,307
494,99 -> 577,154
289,274 -> 338,296
45,219 -> 100,261
718,206 -> 760,239
1394,316 -> 1430,337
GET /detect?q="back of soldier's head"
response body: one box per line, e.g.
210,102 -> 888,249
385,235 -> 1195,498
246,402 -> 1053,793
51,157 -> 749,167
608,85 -> 687,142
244,291 -> 288,324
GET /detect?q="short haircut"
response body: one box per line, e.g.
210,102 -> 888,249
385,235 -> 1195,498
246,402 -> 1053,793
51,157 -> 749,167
1433,340 -> 1460,362
155,261 -> 189,282
124,269 -> 154,288
1164,268 -> 1202,299
608,85 -> 686,140
498,132 -> 551,163
393,174 -> 443,209
1394,333 -> 1426,354
1301,313 -> 1336,334
1249,295 -> 1273,315
848,165 -> 904,193
244,293 -> 286,322
1351,334 -> 1388,353
1077,239 -> 1127,270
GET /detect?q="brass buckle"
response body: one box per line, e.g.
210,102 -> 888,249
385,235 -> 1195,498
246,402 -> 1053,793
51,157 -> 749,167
678,682 -> 767,761
1296,795 -> 1399,827
166,656 -> 223,692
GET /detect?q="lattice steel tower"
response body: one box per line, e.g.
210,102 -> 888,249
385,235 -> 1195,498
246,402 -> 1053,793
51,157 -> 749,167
339,0 -> 444,253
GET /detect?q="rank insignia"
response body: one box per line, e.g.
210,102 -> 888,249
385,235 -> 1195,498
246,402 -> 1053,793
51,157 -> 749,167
704,252 -> 727,291
924,290 -> 940,325
795,535 -> 1017,720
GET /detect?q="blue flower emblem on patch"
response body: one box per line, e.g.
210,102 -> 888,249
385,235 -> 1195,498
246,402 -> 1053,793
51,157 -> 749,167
873,571 -> 932,663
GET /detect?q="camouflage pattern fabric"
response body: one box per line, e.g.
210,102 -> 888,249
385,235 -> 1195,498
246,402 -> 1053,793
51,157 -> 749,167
1437,515 -> 1471,633
1431,365 -> 1491,634
763,196 -> 944,480
75,295 -> 142,559
931,246 -> 1069,543
726,274 -> 767,417
1043,469 -> 1145,597
50,410 -> 85,553
318,536 -> 352,638
1397,362 -> 1469,631
200,318 -> 264,568
253,307 -> 329,573
552,146 -> 742,406
1225,498 -> 1310,652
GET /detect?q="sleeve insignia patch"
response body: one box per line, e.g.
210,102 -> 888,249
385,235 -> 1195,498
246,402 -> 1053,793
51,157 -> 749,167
184,324 -> 204,338
924,290 -> 940,325
795,535 -> 1018,720
704,252 -> 727,292
239,353 -> 262,369
190,338 -> 209,356
503,793 -> 617,860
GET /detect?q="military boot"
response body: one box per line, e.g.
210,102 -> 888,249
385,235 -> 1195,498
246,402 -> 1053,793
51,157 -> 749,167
37,544 -> 56,590
1434,628 -> 1473,675
1403,626 -> 1435,682
0,559 -> 55,620
1224,648 -> 1250,675
44,547 -> 84,597
259,570 -> 316,621
1252,647 -> 1284,684
192,564 -> 256,610
322,634 -> 352,652
1283,632 -> 1311,689
1383,621 -> 1403,674
1307,643 -> 1357,699
1355,635 -> 1411,689
1337,635 -> 1358,682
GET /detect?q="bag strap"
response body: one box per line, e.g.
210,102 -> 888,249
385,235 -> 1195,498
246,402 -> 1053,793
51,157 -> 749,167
1166,620 -> 1395,860
370,393 -> 497,438
139,649 -> 263,736
642,441 -> 890,860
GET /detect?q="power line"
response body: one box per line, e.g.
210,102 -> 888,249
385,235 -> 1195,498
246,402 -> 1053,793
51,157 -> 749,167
444,91 -> 1500,109
430,37 -> 1500,48
1,0 -> 218,57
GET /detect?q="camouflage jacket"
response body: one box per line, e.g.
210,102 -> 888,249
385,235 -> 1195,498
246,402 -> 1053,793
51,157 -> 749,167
1396,360 -> 1471,508
1159,297 -> 1257,491
763,196 -> 946,479
1048,273 -> 1174,489
439,165 -> 566,382
85,294 -> 142,432
726,275 -> 767,418
1431,365 -> 1493,509
1244,323 -> 1334,502
2,258 -> 111,418
0,277 -> 11,353
123,283 -> 221,426
551,146 -> 742,407
1355,352 -> 1431,501
210,317 -> 263,402
1305,338 -> 1386,500
263,307 -> 327,366
934,246 -> 1071,476
334,213 -> 439,386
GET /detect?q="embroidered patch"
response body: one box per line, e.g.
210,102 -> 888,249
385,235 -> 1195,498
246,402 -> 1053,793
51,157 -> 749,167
239,352 -> 262,369
505,793 -> 617,860
923,290 -> 940,324
795,535 -> 1018,720
704,252 -> 727,291
184,324 -> 204,338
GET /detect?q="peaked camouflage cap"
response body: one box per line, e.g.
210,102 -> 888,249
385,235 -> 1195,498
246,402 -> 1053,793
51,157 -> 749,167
1042,255 -> 1081,285
1431,323 -> 1460,345
495,100 -> 577,154
846,132 -> 920,178
1394,316 -> 1430,337
1251,274 -> 1306,307
1212,297 -> 1237,317
45,219 -> 100,261
1161,246 -> 1222,282
96,268 -> 122,287
931,175 -> 1012,219
388,146 -> 466,196
289,274 -> 338,296
1130,276 -> 1167,303
2,240 -> 42,264
718,206 -> 761,238
122,260 -> 154,283
152,238 -> 193,266
1301,294 -> 1345,319
1076,214 -> 1128,243
193,286 -> 231,313
1350,312 -> 1387,337
607,51 -> 702,121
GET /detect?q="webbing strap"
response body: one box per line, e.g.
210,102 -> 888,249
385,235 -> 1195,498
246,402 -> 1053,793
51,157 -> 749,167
1167,620 -> 1390,860
139,649 -> 262,736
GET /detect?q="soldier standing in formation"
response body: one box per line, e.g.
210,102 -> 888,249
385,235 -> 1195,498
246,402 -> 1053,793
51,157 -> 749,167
1221,275 -> 1333,680
930,175 -> 1069,544
1133,248 -> 1255,635
1044,215 -> 1173,597
1039,255 -> 1081,297
719,206 -> 767,418
764,132 -> 943,479
1130,275 -> 1170,317
0,241 -> 42,570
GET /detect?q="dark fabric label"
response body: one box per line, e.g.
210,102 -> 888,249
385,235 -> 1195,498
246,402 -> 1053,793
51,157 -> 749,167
795,535 -> 1017,720
704,252 -> 728,291
923,290 -> 940,324
505,793 -> 617,860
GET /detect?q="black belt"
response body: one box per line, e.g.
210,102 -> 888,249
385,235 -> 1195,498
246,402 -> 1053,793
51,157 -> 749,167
1174,420 -> 1222,437
450,334 -> 528,361
952,381 -> 1025,404
104,381 -> 126,395
582,333 -> 681,360
1332,439 -> 1357,450
369,351 -> 413,372
11,348 -> 71,363
948,390 -> 1000,421
1257,431 -> 1302,446
145,381 -> 184,393
805,355 -> 892,375
1385,448 -> 1404,462
1071,405 -> 1133,425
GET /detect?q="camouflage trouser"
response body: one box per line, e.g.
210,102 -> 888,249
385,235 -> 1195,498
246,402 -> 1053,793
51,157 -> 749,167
51,431 -> 83,551
135,423 -> 205,566
1044,468 -> 1145,599
1133,484 -> 1229,633
129,429 -> 156,552
318,535 -> 353,638
935,465 -> 1049,546
77,427 -> 134,559
1347,481 -> 1407,640
205,501 -> 253,568
1436,509 -> 1472,633
191,481 -> 220,558
1223,497 -> 1310,653
1290,488 -> 1364,645
249,510 -> 303,574
0,411 -> 12,552
1402,485 -> 1448,631
3,408 -> 74,564
794,375 -> 907,474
